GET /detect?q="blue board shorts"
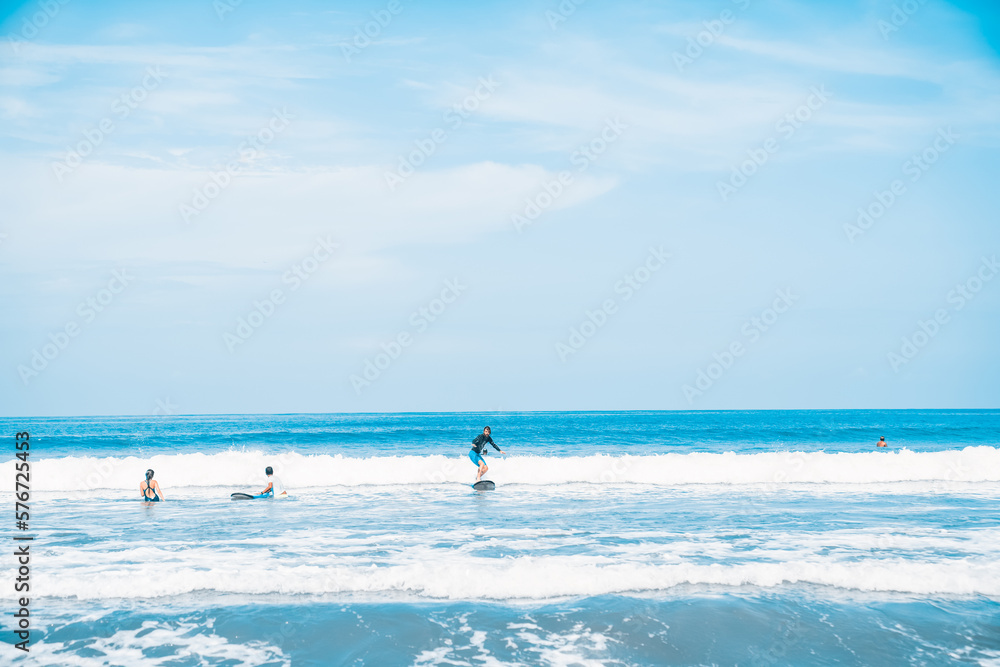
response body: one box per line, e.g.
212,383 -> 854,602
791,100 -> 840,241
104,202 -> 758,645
469,450 -> 485,467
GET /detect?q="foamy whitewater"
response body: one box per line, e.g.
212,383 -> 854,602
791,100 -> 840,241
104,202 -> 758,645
2,411 -> 998,665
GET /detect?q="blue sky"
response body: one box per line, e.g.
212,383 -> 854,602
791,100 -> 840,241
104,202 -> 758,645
1,0 -> 999,415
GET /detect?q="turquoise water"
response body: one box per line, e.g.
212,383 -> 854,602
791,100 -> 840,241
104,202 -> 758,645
1,410 -> 999,665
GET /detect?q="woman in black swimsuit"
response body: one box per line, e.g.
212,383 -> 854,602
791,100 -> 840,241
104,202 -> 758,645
140,469 -> 164,501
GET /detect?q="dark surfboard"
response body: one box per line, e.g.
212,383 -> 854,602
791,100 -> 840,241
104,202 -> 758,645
472,480 -> 496,491
231,492 -> 256,500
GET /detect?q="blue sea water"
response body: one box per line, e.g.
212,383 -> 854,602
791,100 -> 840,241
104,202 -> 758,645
1,410 -> 999,665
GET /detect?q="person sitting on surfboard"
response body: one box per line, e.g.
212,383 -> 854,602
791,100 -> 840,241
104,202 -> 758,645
260,466 -> 288,498
140,469 -> 164,502
470,426 -> 505,483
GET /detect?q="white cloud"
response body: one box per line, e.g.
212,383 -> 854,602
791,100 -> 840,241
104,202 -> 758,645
143,90 -> 242,114
0,66 -> 60,87
0,96 -> 35,119
0,157 -> 619,277
1,42 -> 337,80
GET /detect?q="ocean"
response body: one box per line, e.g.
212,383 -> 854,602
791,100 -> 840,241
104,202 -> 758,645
1,410 -> 998,666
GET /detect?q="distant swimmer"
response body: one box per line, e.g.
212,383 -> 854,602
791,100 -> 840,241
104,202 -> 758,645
877,436 -> 888,448
140,469 -> 164,502
469,426 -> 505,483
260,466 -> 288,498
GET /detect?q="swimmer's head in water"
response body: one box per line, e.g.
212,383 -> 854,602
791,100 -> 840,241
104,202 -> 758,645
145,469 -> 154,481
265,466 -> 273,475
880,436 -> 885,441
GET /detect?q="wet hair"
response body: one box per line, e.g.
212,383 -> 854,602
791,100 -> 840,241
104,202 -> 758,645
145,469 -> 154,482
880,436 -> 885,440
484,426 -> 491,432
265,466 -> 273,475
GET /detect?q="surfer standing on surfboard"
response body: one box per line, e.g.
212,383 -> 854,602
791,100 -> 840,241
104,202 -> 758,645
470,426 -> 505,483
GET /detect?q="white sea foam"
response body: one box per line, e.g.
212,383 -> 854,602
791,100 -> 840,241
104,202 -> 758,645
8,446 -> 1000,491
27,620 -> 289,666
10,523 -> 1000,601
415,617 -> 611,667
3,514 -> 998,602
15,553 -> 1000,601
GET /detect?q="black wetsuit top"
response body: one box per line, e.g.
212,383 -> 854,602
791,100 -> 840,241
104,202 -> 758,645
471,434 -> 501,455
142,480 -> 160,502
